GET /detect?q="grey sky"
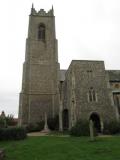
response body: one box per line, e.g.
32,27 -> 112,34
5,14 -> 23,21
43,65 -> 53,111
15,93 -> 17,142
0,0 -> 120,117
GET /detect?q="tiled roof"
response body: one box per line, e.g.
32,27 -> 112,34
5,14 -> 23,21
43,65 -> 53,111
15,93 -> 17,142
59,70 -> 66,81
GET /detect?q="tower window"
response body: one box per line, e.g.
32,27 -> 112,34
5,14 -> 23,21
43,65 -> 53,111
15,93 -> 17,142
38,23 -> 45,41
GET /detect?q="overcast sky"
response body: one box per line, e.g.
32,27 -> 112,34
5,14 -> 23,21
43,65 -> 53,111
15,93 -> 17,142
0,0 -> 120,117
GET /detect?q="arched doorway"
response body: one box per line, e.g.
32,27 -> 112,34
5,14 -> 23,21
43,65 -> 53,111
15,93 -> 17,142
90,112 -> 101,133
62,109 -> 69,130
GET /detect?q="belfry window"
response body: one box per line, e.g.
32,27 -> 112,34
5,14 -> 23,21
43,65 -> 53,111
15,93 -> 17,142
88,87 -> 97,102
38,23 -> 45,41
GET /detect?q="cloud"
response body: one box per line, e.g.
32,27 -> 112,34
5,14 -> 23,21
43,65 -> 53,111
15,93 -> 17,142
0,92 -> 18,117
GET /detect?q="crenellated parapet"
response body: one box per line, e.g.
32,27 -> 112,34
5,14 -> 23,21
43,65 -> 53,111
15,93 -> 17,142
31,4 -> 54,16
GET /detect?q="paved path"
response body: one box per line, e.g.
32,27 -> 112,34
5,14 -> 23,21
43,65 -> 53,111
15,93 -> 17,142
28,132 -> 111,137
27,131 -> 69,137
27,132 -> 48,136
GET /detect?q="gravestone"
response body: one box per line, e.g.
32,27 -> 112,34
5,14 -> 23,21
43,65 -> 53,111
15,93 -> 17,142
89,120 -> 95,141
0,149 -> 5,160
44,112 -> 49,131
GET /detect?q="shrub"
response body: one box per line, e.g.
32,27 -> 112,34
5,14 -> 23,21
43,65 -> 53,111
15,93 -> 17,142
6,115 -> 17,126
26,121 -> 44,133
37,121 -> 45,131
26,115 -> 59,133
0,127 -> 27,140
0,114 -> 17,128
70,120 -> 90,136
47,115 -> 59,130
103,121 -> 120,135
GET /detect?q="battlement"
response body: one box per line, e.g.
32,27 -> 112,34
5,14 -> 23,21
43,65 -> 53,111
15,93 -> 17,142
31,4 -> 54,16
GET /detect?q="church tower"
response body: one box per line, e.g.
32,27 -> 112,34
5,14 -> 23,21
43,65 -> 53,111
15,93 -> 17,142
19,5 -> 60,125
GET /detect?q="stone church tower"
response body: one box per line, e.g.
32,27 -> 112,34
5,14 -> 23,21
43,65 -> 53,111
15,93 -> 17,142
19,5 -> 60,125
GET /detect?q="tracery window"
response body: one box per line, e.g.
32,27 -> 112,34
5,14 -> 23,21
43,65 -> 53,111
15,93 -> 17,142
38,23 -> 45,41
87,70 -> 93,78
88,87 -> 97,102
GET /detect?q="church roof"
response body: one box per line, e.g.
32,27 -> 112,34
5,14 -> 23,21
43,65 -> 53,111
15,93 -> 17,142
59,70 -> 66,81
107,70 -> 120,82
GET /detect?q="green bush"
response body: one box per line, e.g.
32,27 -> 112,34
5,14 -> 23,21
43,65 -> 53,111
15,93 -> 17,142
6,115 -> 17,126
47,115 -> 59,130
0,114 -> 17,128
26,121 -> 44,133
103,121 -> 120,135
37,121 -> 45,131
70,120 -> 90,136
0,127 -> 27,140
26,115 -> 59,132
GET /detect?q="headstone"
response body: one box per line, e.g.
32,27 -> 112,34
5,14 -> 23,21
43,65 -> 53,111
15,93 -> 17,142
44,112 -> 49,131
0,149 -> 5,160
89,120 -> 95,141
0,111 -> 5,118
59,100 -> 63,132
0,111 -> 7,128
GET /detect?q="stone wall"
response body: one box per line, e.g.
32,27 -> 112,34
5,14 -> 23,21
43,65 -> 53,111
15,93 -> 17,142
64,60 -> 117,128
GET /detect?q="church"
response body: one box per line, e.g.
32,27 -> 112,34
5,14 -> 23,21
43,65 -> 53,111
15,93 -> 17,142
18,6 -> 120,132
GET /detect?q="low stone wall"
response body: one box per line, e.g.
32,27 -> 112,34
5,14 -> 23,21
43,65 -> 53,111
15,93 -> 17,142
0,149 -> 5,160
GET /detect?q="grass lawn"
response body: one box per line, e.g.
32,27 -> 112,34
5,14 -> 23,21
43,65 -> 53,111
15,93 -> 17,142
0,136 -> 120,160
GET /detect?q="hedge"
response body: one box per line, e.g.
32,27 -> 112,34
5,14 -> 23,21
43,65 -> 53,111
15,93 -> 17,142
26,115 -> 59,133
26,121 -> 44,133
70,120 -> 90,136
47,115 -> 59,130
103,121 -> 120,135
0,127 -> 27,140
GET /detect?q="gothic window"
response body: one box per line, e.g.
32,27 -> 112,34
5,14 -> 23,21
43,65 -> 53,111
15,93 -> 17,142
38,23 -> 45,41
87,70 -> 93,78
87,70 -> 92,73
93,90 -> 96,101
88,87 -> 97,102
89,90 -> 92,101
